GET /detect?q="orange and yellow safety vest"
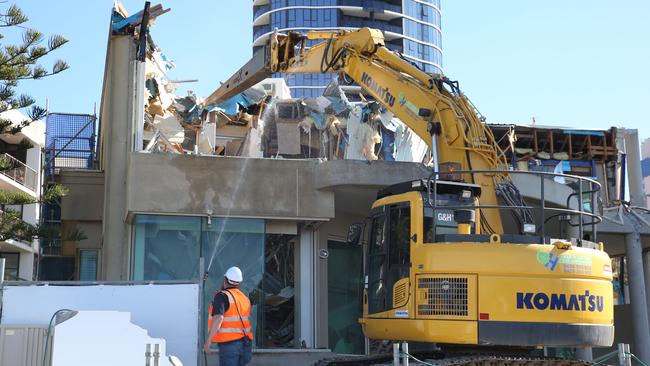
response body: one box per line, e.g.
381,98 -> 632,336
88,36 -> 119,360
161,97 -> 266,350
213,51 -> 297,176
208,288 -> 253,343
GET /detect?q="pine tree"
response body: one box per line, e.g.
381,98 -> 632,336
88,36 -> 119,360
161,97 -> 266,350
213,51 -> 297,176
0,4 -> 69,245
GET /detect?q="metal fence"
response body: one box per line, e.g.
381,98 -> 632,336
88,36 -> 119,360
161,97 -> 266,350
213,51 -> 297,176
45,113 -> 97,173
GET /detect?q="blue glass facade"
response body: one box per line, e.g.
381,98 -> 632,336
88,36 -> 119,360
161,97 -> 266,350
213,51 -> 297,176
253,0 -> 443,97
642,158 -> 650,178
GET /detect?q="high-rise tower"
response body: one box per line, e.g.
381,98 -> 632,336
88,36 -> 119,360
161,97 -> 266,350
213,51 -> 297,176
253,0 -> 443,97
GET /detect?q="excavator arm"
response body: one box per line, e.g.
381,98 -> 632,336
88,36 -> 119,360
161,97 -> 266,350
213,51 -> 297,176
205,28 -> 511,233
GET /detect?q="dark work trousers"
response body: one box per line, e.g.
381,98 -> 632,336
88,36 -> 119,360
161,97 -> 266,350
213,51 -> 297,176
217,338 -> 252,366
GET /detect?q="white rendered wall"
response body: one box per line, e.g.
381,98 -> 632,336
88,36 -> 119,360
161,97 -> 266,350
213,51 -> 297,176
22,203 -> 39,226
0,284 -> 199,366
17,252 -> 33,281
52,311 -> 173,366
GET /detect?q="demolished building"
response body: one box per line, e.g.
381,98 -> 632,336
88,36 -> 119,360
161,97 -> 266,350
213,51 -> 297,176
138,35 -> 429,163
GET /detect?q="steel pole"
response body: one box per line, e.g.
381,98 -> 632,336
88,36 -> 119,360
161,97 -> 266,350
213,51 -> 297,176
401,341 -> 409,366
625,222 -> 650,365
393,343 -> 400,366
0,258 -> 5,284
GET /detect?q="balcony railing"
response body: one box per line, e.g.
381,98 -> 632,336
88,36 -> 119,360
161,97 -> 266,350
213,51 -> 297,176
254,21 -> 402,42
0,153 -> 38,192
340,17 -> 402,33
338,0 -> 401,13
254,25 -> 272,41
40,238 -> 62,256
253,4 -> 271,20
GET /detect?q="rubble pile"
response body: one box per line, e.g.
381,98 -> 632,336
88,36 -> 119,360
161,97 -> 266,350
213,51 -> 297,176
113,2 -> 430,163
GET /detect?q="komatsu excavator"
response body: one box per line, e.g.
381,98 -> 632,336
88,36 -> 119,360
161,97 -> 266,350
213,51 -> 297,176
207,28 -> 614,365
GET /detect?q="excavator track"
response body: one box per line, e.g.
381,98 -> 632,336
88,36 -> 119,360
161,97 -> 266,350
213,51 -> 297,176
314,355 -> 606,366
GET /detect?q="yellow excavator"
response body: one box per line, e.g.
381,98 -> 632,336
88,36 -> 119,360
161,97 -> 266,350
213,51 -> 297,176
207,28 -> 614,364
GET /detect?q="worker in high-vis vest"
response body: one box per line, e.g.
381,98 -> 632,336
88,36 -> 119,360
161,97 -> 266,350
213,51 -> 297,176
203,266 -> 253,366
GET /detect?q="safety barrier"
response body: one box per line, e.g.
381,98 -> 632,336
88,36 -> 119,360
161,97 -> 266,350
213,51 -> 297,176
426,169 -> 601,242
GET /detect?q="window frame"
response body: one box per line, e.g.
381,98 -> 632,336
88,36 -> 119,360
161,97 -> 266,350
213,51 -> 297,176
0,252 -> 20,280
78,249 -> 99,281
366,202 -> 412,315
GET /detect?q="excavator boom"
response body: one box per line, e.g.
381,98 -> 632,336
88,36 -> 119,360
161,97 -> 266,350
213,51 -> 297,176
207,28 -> 509,233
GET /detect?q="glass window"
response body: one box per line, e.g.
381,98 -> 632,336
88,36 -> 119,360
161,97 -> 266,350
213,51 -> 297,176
262,233 -> 297,348
132,215 -> 201,281
328,240 -> 364,354
133,215 -> 302,349
387,204 -> 410,306
0,252 -> 19,280
367,203 -> 412,314
201,217 -> 265,347
389,206 -> 410,268
79,250 -> 98,281
367,213 -> 387,314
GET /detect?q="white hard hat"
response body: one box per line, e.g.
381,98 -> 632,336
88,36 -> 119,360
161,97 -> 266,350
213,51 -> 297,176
224,266 -> 243,283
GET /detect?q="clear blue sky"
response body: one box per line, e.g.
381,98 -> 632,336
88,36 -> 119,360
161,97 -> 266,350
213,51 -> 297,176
11,1 -> 650,139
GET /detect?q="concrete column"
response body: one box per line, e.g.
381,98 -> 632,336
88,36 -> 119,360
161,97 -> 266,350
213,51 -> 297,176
624,227 -> 650,364
624,129 -> 645,207
297,228 -> 315,348
101,36 -> 137,280
575,347 -> 593,362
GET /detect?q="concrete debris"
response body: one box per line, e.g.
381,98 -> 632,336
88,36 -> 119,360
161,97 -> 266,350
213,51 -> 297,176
394,120 -> 429,162
359,122 -> 381,161
143,129 -> 182,154
128,7 -> 428,162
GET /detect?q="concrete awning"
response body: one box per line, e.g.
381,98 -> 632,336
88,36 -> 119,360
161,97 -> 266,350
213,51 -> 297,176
0,238 -> 36,254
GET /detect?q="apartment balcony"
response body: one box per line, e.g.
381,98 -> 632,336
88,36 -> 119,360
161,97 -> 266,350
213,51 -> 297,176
0,236 -> 38,281
253,1 -> 403,27
340,16 -> 402,33
253,4 -> 271,20
338,0 -> 401,13
0,153 -> 38,196
253,24 -> 271,41
253,21 -> 402,46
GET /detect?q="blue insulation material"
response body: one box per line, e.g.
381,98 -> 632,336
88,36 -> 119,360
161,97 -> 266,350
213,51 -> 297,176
564,130 -> 605,137
216,93 -> 258,116
308,111 -> 327,129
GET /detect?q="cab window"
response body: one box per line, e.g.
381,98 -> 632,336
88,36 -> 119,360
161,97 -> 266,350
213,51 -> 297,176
367,203 -> 411,314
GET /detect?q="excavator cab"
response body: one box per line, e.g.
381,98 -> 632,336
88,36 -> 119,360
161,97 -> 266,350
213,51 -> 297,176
347,179 -> 481,245
349,174 -> 613,348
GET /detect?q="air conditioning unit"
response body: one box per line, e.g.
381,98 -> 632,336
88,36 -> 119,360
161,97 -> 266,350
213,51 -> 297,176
0,325 -> 52,366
